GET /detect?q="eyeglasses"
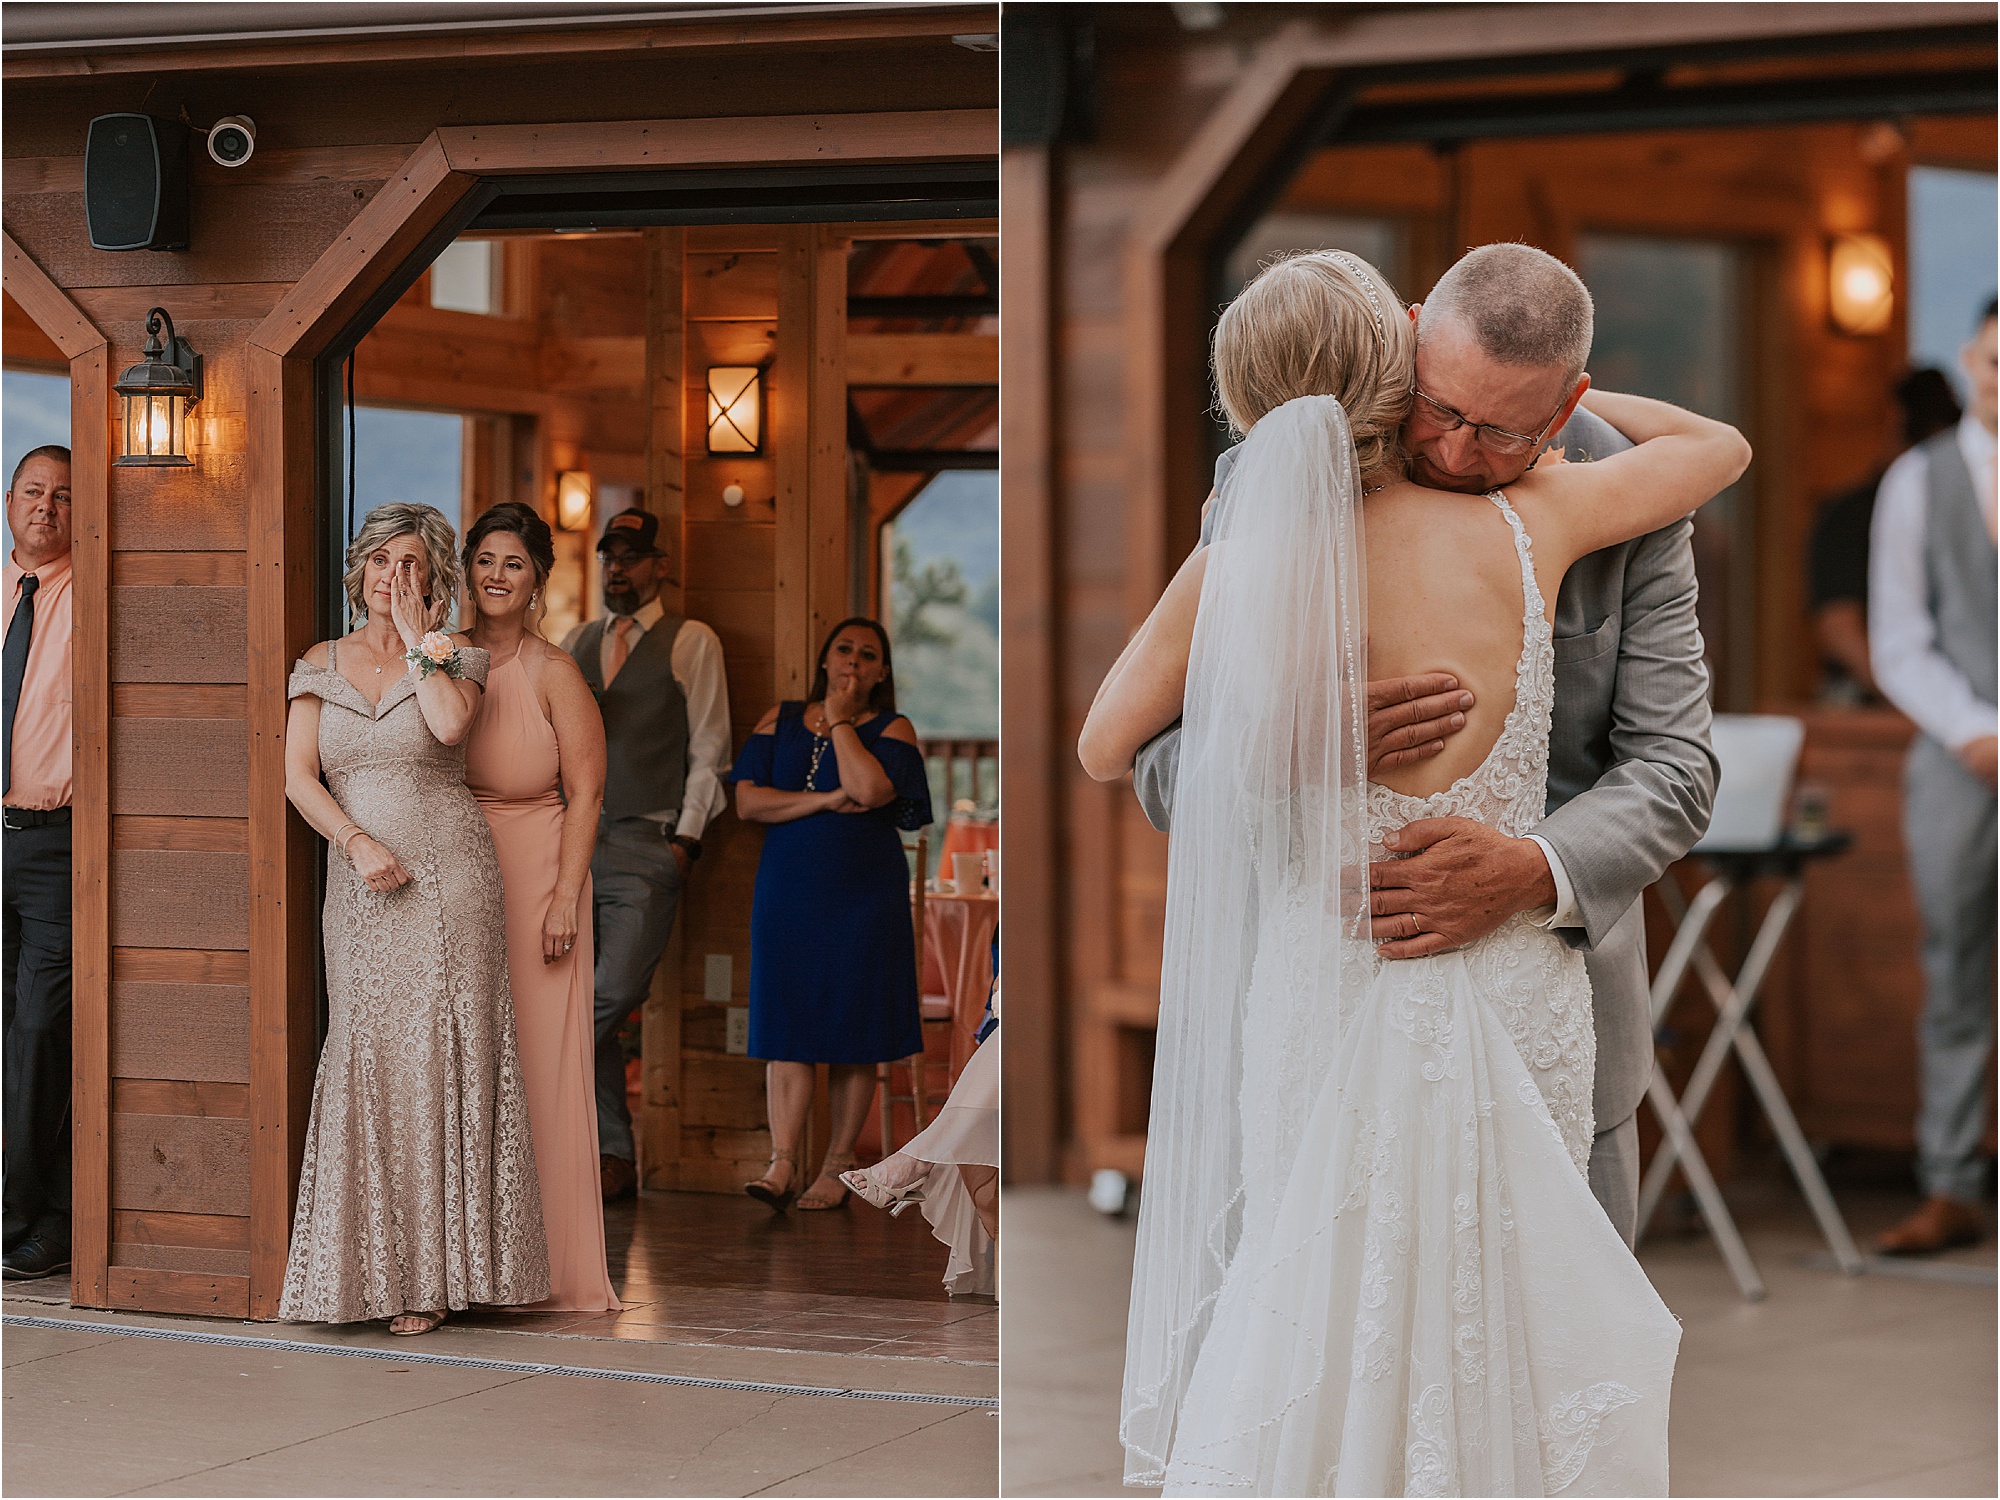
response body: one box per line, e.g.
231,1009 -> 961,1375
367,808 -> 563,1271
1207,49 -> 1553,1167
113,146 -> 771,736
1410,386 -> 1566,459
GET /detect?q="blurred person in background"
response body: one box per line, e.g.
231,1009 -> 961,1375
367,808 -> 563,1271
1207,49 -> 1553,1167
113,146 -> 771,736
1807,368 -> 1962,702
729,619 -> 933,1213
3,446 -> 73,1282
1869,299 -> 1997,1255
561,510 -> 731,1205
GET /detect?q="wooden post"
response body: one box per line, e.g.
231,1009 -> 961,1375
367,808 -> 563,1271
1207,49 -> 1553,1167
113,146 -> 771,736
639,228 -> 686,1189
998,145 -> 1061,1183
773,225 -> 851,697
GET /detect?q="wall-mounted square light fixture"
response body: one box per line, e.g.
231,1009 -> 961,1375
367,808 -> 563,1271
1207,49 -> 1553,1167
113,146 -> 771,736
556,470 -> 592,532
1828,232 -> 1894,336
706,366 -> 762,454
115,306 -> 203,466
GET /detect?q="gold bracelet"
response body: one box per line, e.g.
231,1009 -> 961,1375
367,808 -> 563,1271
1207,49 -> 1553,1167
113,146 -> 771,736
336,824 -> 366,856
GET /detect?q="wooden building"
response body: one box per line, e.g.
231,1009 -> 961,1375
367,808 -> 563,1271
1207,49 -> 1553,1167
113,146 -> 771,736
1000,2 -> 1996,1185
2,2 -> 995,1319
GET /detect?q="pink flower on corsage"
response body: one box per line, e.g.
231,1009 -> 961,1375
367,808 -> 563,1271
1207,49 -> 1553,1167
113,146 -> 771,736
405,631 -> 464,679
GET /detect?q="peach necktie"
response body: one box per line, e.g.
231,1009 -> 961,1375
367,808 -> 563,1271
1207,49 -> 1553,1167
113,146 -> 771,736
606,616 -> 635,684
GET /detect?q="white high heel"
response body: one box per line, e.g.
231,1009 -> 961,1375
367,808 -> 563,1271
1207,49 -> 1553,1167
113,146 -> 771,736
841,1164 -> 929,1216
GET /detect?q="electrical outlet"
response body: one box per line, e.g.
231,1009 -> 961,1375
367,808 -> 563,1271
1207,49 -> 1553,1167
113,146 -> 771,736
704,953 -> 732,1005
725,1005 -> 750,1055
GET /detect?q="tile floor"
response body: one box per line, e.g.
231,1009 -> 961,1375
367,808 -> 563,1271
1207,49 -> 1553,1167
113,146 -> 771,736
1001,1166 -> 1997,1498
2,1186 -> 997,1496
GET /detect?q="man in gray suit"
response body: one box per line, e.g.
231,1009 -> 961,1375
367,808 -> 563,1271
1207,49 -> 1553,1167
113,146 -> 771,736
1134,244 -> 1718,1245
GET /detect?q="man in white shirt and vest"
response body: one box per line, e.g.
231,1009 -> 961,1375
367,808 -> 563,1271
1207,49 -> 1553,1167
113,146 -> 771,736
562,510 -> 731,1202
1869,298 -> 1998,1255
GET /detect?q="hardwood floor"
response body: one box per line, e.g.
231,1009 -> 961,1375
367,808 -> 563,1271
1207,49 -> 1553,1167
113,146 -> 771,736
456,1188 -> 998,1366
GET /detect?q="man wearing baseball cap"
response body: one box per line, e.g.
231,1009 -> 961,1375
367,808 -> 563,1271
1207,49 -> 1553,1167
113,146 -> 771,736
562,509 -> 731,1202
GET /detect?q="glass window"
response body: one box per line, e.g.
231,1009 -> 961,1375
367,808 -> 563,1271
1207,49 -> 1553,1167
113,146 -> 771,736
347,404 -> 464,542
3,368 -> 70,560
1223,212 -> 1407,300
1578,232 -> 1749,706
1908,166 -> 1998,400
883,470 -> 998,741
429,239 -> 501,316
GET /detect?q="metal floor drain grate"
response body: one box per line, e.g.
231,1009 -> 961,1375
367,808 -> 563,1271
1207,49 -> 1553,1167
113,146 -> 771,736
2,1315 -> 996,1407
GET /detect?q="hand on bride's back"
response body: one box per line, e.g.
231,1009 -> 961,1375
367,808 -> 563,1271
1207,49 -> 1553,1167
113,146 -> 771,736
1367,817 -> 1555,960
1366,672 -> 1475,775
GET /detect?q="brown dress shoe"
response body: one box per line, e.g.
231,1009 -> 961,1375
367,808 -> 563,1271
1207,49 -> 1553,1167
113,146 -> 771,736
600,1154 -> 637,1203
1875,1194 -> 1986,1256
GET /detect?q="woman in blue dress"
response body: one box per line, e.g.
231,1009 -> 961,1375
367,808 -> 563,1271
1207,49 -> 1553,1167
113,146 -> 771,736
729,618 -> 933,1211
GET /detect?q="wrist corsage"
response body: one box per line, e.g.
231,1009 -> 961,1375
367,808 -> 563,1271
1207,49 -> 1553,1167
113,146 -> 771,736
405,631 -> 466,679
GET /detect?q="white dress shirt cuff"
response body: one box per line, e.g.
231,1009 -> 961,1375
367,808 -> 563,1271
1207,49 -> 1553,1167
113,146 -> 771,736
1525,834 -> 1582,930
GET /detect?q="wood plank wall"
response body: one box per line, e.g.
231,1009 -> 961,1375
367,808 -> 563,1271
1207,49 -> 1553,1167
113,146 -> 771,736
1016,14 -> 1998,1183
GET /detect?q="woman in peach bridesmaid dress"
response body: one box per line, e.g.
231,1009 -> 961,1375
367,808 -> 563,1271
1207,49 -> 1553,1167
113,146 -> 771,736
457,501 -> 620,1313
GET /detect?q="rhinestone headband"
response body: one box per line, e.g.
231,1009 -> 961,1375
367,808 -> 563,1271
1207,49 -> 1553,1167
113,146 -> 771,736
1333,251 -> 1388,351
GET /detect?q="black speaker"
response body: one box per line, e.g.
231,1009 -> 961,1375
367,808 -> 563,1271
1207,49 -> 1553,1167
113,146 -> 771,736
85,114 -> 190,252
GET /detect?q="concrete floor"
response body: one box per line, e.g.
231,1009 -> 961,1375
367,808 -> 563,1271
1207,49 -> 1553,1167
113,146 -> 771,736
1001,1174 -> 1997,1498
3,1188 -> 996,1497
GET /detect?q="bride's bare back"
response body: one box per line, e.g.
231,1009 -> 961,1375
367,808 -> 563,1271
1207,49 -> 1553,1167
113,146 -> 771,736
1365,480 -> 1557,799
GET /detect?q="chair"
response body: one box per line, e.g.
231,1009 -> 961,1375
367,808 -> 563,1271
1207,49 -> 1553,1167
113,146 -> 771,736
877,829 -> 951,1153
1640,714 -> 1864,1301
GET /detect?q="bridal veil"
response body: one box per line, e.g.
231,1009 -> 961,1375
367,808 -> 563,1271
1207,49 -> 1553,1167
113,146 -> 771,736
1119,394 -> 1372,1483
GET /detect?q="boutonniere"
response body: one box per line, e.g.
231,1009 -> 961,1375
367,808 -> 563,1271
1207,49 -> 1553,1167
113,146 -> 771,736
405,631 -> 466,679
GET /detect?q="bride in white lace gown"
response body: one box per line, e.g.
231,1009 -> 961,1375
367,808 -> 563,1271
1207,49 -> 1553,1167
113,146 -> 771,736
1079,251 -> 1750,1497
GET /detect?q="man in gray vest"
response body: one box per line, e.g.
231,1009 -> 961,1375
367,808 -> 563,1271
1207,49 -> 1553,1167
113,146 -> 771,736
563,510 -> 732,1202
1869,298 -> 1997,1255
1134,244 -> 1718,1246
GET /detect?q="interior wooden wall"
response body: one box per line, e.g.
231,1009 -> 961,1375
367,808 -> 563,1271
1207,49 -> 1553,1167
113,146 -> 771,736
1,17 -> 993,1314
1009,7 -> 1996,1184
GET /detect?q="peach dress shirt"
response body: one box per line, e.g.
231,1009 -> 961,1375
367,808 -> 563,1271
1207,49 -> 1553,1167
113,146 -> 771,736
3,549 -> 72,810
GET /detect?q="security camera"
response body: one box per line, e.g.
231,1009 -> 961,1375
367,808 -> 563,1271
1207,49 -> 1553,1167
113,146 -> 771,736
206,116 -> 256,168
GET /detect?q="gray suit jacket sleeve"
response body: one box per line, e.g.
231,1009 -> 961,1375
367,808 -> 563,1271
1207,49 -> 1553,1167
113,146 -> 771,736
1537,408 -> 1718,949
1132,446 -> 1239,832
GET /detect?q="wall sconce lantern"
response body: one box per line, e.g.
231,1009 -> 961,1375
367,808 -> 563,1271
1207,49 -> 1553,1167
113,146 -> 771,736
706,365 -> 762,454
555,469 -> 592,532
115,307 -> 203,466
1828,232 -> 1894,336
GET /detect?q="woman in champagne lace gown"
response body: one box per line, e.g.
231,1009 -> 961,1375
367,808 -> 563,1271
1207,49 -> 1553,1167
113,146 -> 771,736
1081,252 -> 1750,1495
280,504 -> 549,1334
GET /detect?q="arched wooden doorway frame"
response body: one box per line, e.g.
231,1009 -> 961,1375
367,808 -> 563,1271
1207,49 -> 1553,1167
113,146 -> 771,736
0,233 -> 113,1305
38,107 -> 1003,1316
1116,0 -> 1983,617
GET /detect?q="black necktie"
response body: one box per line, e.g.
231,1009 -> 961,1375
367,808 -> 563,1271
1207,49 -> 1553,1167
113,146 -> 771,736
3,572 -> 39,796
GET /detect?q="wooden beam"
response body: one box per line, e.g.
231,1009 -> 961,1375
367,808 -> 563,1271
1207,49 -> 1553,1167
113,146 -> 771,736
1,232 -> 107,359
249,134 -> 479,362
807,228 -> 853,644
1,7 -> 997,80
243,346 -> 318,1318
846,333 -> 997,386
4,144 -> 419,197
998,145 -> 1060,1184
689,218 -> 997,253
640,227 -> 687,1191
1287,1 -> 1995,74
771,224 -> 854,695
437,110 -> 997,176
68,342 -> 112,1307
